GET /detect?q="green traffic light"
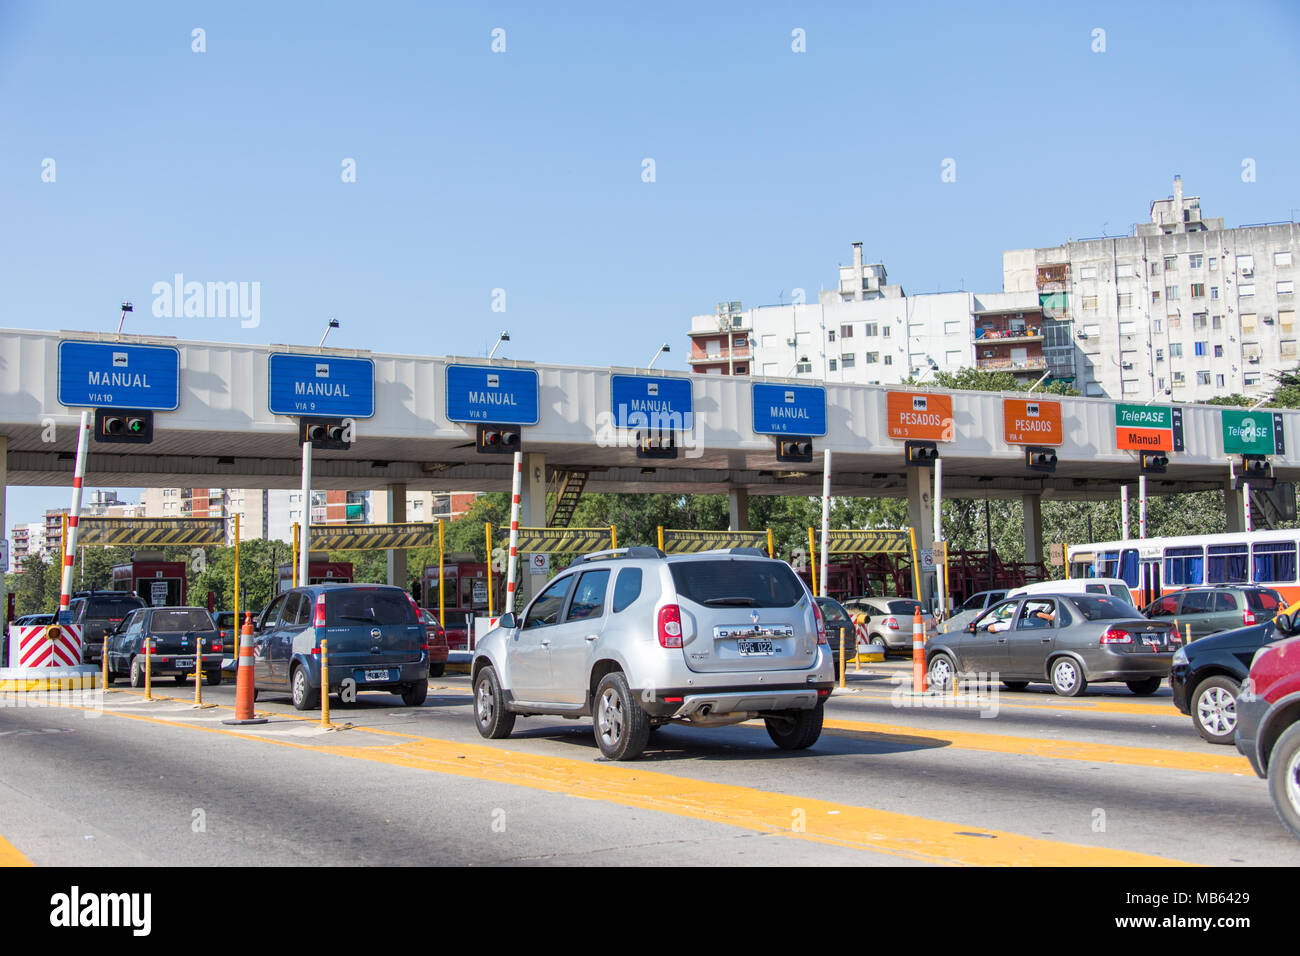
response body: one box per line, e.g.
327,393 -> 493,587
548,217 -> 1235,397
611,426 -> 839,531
129,420 -> 142,432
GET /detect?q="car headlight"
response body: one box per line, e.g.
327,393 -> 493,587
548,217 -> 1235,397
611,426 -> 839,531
1172,647 -> 1187,667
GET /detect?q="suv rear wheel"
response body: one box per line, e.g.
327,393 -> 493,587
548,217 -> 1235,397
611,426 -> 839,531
1192,676 -> 1240,744
401,681 -> 428,707
1267,722 -> 1300,840
594,671 -> 650,761
765,701 -> 824,750
474,666 -> 515,739
291,665 -> 319,711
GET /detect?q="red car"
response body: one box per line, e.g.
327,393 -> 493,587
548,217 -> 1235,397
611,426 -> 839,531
420,609 -> 450,678
1235,618 -> 1300,840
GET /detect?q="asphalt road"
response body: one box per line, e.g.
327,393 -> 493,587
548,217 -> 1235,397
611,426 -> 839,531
0,658 -> 1295,866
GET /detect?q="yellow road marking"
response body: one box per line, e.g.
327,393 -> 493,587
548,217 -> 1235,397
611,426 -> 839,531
821,717 -> 1250,774
42,697 -> 1191,867
0,835 -> 34,867
845,688 -> 1179,718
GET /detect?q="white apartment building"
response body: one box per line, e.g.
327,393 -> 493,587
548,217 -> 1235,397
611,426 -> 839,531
1003,177 -> 1300,401
689,244 -> 1056,386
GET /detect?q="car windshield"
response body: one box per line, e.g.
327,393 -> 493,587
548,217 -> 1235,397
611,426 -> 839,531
325,589 -> 417,626
151,609 -> 214,632
1068,595 -> 1136,621
670,560 -> 804,609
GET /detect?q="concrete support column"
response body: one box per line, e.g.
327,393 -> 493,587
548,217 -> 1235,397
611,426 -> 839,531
386,483 -> 407,588
1223,481 -> 1245,533
728,488 -> 749,532
1022,493 -> 1043,566
519,453 -> 547,607
906,467 -> 934,602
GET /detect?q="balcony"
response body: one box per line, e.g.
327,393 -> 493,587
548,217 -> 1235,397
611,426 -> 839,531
976,356 -> 1048,373
689,346 -> 751,365
974,326 -> 1043,344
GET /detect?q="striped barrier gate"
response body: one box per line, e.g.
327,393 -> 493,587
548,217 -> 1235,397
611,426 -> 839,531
8,623 -> 83,668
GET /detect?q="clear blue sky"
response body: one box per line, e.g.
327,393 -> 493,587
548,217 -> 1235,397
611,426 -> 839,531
3,1 -> 1299,538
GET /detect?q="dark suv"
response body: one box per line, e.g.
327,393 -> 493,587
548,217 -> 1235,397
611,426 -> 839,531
1144,586 -> 1283,641
251,584 -> 429,710
1235,618 -> 1300,841
69,591 -> 147,664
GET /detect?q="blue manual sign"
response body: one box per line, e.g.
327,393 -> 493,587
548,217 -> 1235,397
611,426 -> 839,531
445,365 -> 539,425
752,383 -> 827,436
58,341 -> 181,410
610,375 -> 693,431
268,353 -> 375,418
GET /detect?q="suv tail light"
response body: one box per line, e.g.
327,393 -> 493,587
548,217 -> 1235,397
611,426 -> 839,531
812,601 -> 827,645
314,593 -> 327,628
883,617 -> 899,630
658,605 -> 683,648
407,594 -> 423,622
1243,609 -> 1256,626
1100,627 -> 1133,644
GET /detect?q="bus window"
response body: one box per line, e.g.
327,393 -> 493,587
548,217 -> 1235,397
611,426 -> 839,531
1069,561 -> 1092,580
1099,551 -> 1120,579
1252,541 -> 1298,584
1207,543 -> 1248,584
1164,546 -> 1204,586
1119,549 -> 1140,588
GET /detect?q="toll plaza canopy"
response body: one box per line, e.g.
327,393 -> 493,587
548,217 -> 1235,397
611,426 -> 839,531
1,326 -> 1293,499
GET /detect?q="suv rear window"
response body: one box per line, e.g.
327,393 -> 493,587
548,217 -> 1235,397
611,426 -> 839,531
86,594 -> 146,618
1247,590 -> 1281,612
886,600 -> 923,615
151,609 -> 215,632
325,589 -> 417,626
670,560 -> 804,609
1068,596 -> 1136,620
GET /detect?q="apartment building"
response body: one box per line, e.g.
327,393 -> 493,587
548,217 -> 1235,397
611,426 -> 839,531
1003,176 -> 1300,401
10,522 -> 47,564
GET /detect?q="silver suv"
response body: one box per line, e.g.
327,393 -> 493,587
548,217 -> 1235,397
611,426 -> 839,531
471,547 -> 835,760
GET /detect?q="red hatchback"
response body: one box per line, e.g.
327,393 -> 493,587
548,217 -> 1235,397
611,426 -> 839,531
1235,617 -> 1300,840
420,609 -> 451,678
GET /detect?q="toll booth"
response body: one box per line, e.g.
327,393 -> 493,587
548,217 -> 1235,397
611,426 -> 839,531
277,552 -> 354,593
111,551 -> 188,607
422,556 -> 492,650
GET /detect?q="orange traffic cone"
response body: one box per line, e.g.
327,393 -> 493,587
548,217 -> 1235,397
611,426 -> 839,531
911,606 -> 927,693
223,612 -> 267,725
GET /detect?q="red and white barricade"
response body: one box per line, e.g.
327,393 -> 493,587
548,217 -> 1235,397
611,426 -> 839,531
8,624 -> 83,668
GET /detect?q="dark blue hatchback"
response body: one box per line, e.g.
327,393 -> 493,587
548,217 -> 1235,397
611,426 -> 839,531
250,584 -> 429,710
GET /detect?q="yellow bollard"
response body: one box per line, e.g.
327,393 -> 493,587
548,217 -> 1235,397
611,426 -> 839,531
101,642 -> 109,692
144,638 -> 152,701
1185,623 -> 1192,645
320,638 -> 330,729
838,631 -> 846,689
194,640 -> 203,706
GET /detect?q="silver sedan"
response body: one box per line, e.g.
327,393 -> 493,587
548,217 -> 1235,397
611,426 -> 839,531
925,593 -> 1180,697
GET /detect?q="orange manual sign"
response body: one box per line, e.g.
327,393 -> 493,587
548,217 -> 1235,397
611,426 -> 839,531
886,392 -> 954,441
1003,399 -> 1063,446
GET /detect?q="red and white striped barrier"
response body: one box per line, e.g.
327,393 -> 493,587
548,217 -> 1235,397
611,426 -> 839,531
8,623 -> 83,668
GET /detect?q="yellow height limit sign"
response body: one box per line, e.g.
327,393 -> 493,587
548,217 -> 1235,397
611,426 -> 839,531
496,527 -> 617,555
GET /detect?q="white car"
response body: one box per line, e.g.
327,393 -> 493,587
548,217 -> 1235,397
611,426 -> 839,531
1007,577 -> 1136,607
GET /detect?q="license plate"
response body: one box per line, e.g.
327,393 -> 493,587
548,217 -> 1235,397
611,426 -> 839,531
174,658 -> 194,669
361,668 -> 394,683
737,640 -> 774,656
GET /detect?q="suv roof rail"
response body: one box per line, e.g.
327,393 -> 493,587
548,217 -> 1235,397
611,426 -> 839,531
574,547 -> 666,564
684,547 -> 770,558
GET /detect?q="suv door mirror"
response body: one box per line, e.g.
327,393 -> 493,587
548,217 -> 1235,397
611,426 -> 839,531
497,612 -> 517,630
1274,612 -> 1294,635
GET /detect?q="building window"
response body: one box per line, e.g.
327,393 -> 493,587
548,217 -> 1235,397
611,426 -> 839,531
1153,319 -> 1163,332
1213,314 -> 1222,330
1242,313 -> 1257,332
1193,312 -> 1208,329
1279,280 -> 1295,295
1283,341 -> 1298,359
864,322 -> 878,336
795,360 -> 812,374
841,354 -> 855,368
865,351 -> 879,364
1194,341 -> 1207,357
1169,314 -> 1182,329
1119,321 -> 1137,336
1152,290 -> 1161,303
1117,293 -> 1133,309
827,330 -> 836,342
1197,371 -> 1211,385
1240,284 -> 1255,297
1082,296 -> 1098,310
1164,256 -> 1177,271
1209,257 -> 1218,271
1281,310 -> 1296,332
1214,344 -> 1224,358
1155,348 -> 1164,362
1237,255 -> 1255,277
1210,286 -> 1219,300
1170,343 -> 1184,358
1173,371 -> 1186,385
1080,266 -> 1097,280
1166,285 -> 1180,300
1190,283 -> 1205,298
1216,374 -> 1226,387
883,354 -> 893,365
828,359 -> 837,371
1150,261 -> 1161,276
840,325 -> 853,338
1189,254 -> 1203,269
1116,262 -> 1134,278
1245,373 -> 1261,387
944,320 -> 962,335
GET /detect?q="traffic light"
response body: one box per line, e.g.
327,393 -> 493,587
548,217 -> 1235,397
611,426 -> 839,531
905,440 -> 939,467
1140,451 -> 1169,474
775,437 -> 813,463
1025,446 -> 1058,473
94,409 -> 153,444
476,423 -> 521,454
299,417 -> 351,450
1238,455 -> 1275,489
636,430 -> 677,460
